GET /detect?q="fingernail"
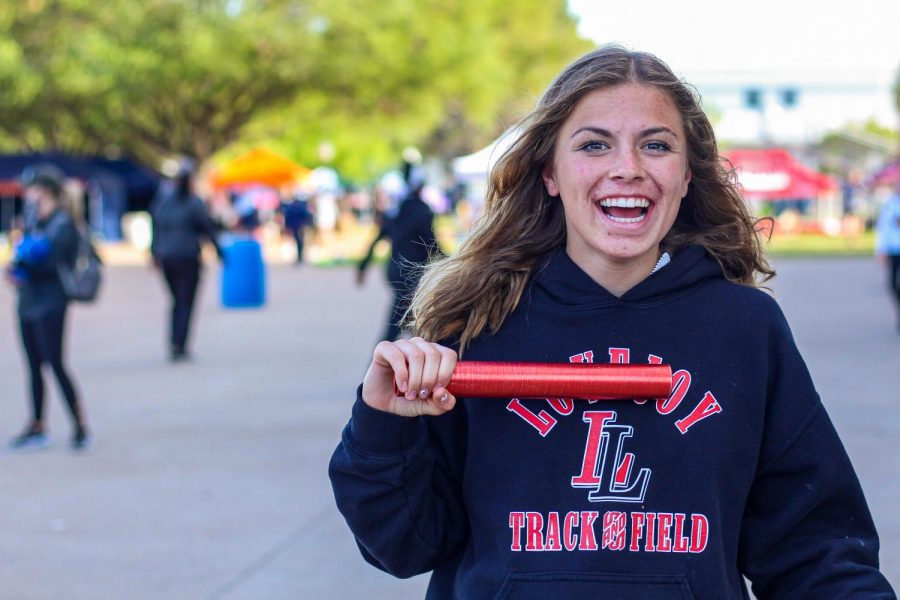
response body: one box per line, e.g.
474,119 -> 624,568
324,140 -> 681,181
406,391 -> 416,400
419,389 -> 429,399
439,393 -> 448,403
399,381 -> 408,393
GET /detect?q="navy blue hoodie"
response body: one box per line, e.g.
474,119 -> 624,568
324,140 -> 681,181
330,246 -> 895,599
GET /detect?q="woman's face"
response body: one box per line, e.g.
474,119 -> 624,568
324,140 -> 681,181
542,83 -> 692,280
23,185 -> 57,218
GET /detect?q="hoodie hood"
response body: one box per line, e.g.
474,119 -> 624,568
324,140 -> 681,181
533,245 -> 724,307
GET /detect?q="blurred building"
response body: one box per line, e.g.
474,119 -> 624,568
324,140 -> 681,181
692,70 -> 896,146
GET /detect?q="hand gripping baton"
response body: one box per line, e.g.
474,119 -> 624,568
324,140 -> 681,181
395,361 -> 673,400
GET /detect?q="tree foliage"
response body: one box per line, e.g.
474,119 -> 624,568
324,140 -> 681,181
0,0 -> 591,180
266,0 -> 593,179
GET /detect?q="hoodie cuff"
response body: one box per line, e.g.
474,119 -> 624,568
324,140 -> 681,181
347,385 -> 426,456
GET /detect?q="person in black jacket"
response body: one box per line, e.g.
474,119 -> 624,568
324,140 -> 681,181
329,46 -> 896,598
5,164 -> 90,451
150,163 -> 223,362
356,164 -> 442,342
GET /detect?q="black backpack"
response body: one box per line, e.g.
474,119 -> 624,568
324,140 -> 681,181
51,214 -> 103,303
62,227 -> 103,302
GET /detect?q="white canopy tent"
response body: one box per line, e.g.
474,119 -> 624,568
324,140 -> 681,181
451,126 -> 522,209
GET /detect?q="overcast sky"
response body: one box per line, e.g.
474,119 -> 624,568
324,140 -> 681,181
568,0 -> 899,86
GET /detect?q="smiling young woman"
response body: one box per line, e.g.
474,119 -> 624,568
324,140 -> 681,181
542,83 -> 692,295
329,45 -> 895,599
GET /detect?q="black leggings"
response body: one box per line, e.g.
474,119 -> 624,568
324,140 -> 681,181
161,257 -> 201,352
19,310 -> 82,425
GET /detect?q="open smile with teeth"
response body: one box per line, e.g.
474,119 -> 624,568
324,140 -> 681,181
597,197 -> 651,224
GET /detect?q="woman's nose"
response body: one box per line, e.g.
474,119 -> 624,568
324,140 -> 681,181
609,148 -> 644,181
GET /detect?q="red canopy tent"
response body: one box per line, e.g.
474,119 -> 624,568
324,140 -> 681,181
722,148 -> 836,200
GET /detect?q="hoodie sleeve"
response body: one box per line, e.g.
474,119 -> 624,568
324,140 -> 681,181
738,309 -> 894,598
328,388 -> 468,578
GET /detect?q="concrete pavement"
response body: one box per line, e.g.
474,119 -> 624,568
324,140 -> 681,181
0,256 -> 897,599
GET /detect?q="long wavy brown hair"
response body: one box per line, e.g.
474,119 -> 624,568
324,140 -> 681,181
410,45 -> 773,354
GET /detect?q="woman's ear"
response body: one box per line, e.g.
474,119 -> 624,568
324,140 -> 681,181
542,164 -> 560,197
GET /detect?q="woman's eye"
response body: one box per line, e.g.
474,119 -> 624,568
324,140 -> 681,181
579,140 -> 608,152
644,141 -> 672,152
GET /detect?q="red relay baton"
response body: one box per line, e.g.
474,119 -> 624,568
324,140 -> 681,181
395,361 -> 673,400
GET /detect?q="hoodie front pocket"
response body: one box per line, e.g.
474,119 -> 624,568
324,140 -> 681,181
493,571 -> 695,600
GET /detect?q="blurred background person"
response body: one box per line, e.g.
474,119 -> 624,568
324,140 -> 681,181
150,161 -> 224,362
356,162 -> 443,342
278,188 -> 313,265
230,189 -> 262,234
875,181 -> 900,332
4,164 -> 90,451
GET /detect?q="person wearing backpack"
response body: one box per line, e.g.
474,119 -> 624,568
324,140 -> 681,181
4,164 -> 90,451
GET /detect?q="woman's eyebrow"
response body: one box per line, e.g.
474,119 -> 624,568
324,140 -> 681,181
569,126 -> 679,139
641,126 -> 679,138
570,126 -> 611,139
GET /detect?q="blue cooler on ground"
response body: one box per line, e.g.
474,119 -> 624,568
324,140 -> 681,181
221,237 -> 266,308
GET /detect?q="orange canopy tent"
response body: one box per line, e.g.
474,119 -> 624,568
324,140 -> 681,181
722,148 -> 836,201
208,147 -> 310,190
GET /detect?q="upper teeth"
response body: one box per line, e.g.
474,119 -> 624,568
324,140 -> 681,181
599,198 -> 650,208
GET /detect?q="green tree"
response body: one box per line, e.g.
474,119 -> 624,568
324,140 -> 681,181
247,0 -> 591,180
0,0 -> 318,163
0,1 -> 113,154
0,0 -> 591,180
106,0 -> 320,162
